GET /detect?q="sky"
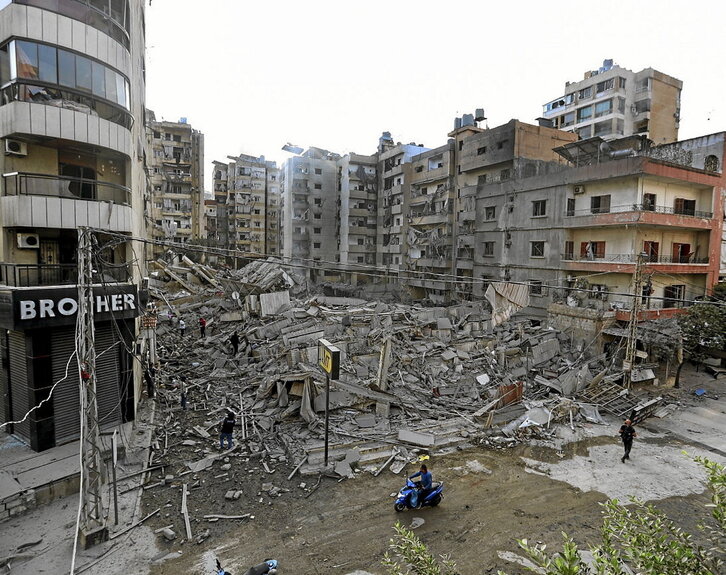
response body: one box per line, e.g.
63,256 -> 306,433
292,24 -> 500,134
145,0 -> 726,191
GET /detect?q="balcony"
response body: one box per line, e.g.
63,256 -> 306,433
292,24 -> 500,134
562,253 -> 709,264
1,172 -> 133,232
0,262 -> 130,287
4,172 -> 131,205
565,202 -> 713,227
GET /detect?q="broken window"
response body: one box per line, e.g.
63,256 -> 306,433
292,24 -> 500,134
500,169 -> 511,181
532,199 -> 547,217
579,87 -> 592,99
485,206 -> 496,220
314,168 -> 322,175
529,280 -> 544,296
564,241 -> 574,260
478,174 -> 488,186
580,241 -> 605,259
530,241 -> 545,257
482,242 -> 495,257
590,195 -> 611,214
643,193 -> 656,211
663,284 -> 685,308
618,77 -> 626,89
674,198 -> 695,216
566,198 -> 575,216
672,242 -> 691,263
477,146 -> 487,155
561,112 -> 575,127
704,155 -> 719,172
596,78 -> 614,94
643,241 -> 659,262
415,166 -> 423,173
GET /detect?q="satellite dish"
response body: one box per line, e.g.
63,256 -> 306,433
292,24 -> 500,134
231,291 -> 239,301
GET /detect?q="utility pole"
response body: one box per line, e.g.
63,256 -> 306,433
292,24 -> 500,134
76,228 -> 108,547
623,252 -> 645,389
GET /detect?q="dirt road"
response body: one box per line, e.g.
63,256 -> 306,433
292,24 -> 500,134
147,428 -> 718,575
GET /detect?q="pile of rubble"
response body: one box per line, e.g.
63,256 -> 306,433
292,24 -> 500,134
138,255 -> 666,543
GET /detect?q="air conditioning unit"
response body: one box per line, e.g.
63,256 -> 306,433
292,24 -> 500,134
5,139 -> 28,156
17,233 -> 40,249
573,185 -> 585,195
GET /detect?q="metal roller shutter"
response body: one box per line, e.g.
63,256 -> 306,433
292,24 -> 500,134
8,331 -> 30,442
0,333 -> 7,425
95,324 -> 121,431
52,327 -> 80,445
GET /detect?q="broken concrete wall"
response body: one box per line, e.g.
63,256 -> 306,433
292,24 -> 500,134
547,303 -> 616,356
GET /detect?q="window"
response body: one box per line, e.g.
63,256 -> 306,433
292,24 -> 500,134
485,206 -> 496,220
421,187 -> 428,195
663,285 -> 685,308
594,99 -> 612,117
643,193 -> 656,211
478,174 -> 488,185
561,112 -> 575,127
313,242 -> 321,249
530,241 -> 545,257
594,120 -> 612,136
477,146 -> 487,155
590,195 -> 611,214
566,198 -> 575,216
314,168 -> 322,175
564,241 -> 574,260
672,242 -> 691,263
357,256 -> 364,263
357,238 -> 364,245
415,166 -> 423,173
635,99 -> 650,114
529,280 -> 544,296
643,241 -> 659,262
674,198 -> 696,216
497,140 -> 507,150
596,78 -> 614,94
314,183 -> 322,190
619,77 -> 626,89
314,198 -> 322,206
500,169 -> 511,181
577,106 -> 592,122
313,227 -> 321,234
483,242 -> 495,257
591,284 -> 609,300
580,241 -> 605,259
532,199 -> 547,217
618,97 -> 625,114
314,214 -> 321,219
578,87 -> 591,99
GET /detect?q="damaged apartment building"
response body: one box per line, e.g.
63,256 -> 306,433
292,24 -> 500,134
146,113 -> 205,257
210,155 -> 280,259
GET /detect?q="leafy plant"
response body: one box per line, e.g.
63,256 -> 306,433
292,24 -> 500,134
382,522 -> 458,575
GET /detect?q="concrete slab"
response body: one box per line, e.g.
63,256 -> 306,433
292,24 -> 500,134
0,470 -> 22,501
398,429 -> 435,447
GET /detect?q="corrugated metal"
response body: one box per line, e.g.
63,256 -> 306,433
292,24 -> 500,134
95,324 -> 121,431
52,327 -> 80,444
8,331 -> 30,441
0,333 -> 7,425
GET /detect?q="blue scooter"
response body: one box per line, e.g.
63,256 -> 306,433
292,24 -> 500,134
394,478 -> 444,512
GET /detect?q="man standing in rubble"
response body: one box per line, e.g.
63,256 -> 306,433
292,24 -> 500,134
219,411 -> 236,450
229,331 -> 240,356
179,318 -> 186,337
619,418 -> 636,463
199,316 -> 207,338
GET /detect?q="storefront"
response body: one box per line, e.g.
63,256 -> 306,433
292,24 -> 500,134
0,285 -> 141,451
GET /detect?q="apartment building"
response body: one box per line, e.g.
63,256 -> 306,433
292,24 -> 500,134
474,132 -> 725,319
338,152 -> 377,280
280,148 -> 340,281
542,60 -> 682,144
211,154 -> 279,258
146,113 -> 204,256
0,0 -> 147,451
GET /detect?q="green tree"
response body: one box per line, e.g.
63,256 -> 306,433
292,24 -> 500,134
675,303 -> 726,386
382,522 -> 458,575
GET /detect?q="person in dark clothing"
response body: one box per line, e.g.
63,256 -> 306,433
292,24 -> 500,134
199,317 -> 207,338
230,331 -> 240,356
179,319 -> 186,337
219,411 -> 235,450
619,418 -> 636,463
409,464 -> 433,508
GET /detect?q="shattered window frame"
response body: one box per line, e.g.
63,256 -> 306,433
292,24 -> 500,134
530,241 -> 545,258
532,199 -> 547,217
529,279 -> 544,296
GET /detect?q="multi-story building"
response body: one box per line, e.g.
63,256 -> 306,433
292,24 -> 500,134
474,132 -> 725,319
211,154 -> 279,259
338,152 -> 377,280
0,0 -> 147,451
280,148 -> 340,282
542,59 -> 682,144
146,113 -> 204,256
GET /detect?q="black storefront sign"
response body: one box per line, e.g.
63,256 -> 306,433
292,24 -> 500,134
0,284 -> 140,330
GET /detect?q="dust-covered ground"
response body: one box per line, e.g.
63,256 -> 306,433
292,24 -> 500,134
145,426 -> 723,575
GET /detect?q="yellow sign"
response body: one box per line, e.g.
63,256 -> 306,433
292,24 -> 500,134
320,347 -> 334,373
318,338 -> 341,379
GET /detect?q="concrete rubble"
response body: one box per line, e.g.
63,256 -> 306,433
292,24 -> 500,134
138,254 -> 672,546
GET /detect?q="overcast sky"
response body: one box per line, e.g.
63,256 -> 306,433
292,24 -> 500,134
145,0 -> 726,190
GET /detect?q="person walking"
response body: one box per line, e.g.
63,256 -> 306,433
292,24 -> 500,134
199,317 -> 207,338
219,411 -> 236,450
619,418 -> 636,463
179,318 -> 186,337
229,331 -> 240,356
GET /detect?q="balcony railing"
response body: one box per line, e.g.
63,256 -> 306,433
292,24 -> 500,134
566,203 -> 713,219
3,172 -> 131,205
562,253 -> 709,264
0,263 -> 130,287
